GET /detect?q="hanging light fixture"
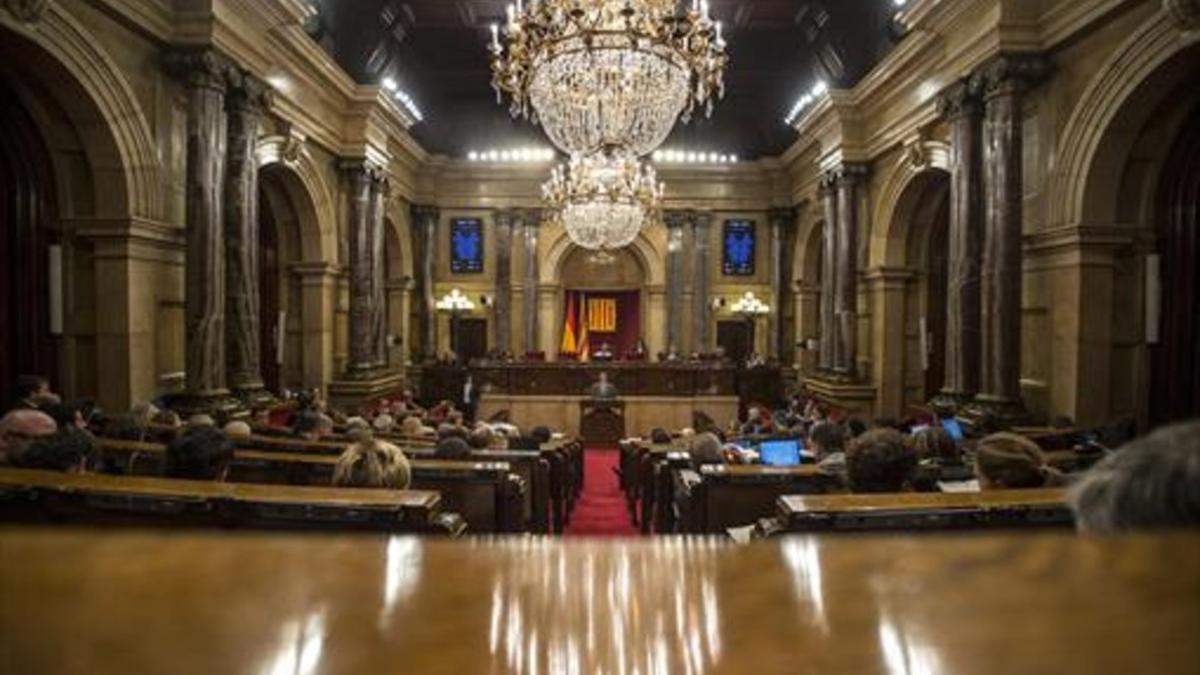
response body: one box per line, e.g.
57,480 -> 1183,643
489,0 -> 728,158
542,150 -> 664,250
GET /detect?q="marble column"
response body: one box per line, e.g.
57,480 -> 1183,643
522,211 -> 541,354
369,176 -> 388,370
411,204 -> 440,359
223,71 -> 272,403
398,277 -> 414,366
769,207 -> 798,361
691,211 -> 713,353
932,79 -> 985,413
172,50 -> 237,412
341,161 -> 386,376
664,210 -> 688,353
818,173 -> 838,372
966,54 -> 1046,423
835,164 -> 869,378
493,209 -> 515,354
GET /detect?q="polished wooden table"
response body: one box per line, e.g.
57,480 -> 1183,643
1,527 -> 1196,674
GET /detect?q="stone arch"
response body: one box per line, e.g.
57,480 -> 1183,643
1047,10 -> 1200,230
255,136 -> 337,264
384,193 -> 415,282
542,231 -> 665,287
871,142 -> 951,268
0,6 -> 161,220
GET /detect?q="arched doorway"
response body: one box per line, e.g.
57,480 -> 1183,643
0,79 -> 59,396
257,164 -> 308,394
880,167 -> 951,413
558,246 -> 647,358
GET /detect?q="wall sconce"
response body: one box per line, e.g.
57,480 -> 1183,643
711,297 -> 727,311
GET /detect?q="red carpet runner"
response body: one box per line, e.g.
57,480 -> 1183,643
564,448 -> 640,537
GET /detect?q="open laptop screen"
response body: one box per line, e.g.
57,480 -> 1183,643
759,439 -> 803,466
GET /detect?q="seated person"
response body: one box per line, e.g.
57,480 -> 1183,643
974,432 -> 1064,490
222,420 -> 253,442
843,417 -> 869,440
164,426 -> 234,480
629,338 -> 648,361
740,406 -> 777,435
592,342 -> 614,362
333,437 -> 412,489
589,372 -> 619,401
400,414 -> 436,439
1069,420 -> 1200,533
9,374 -> 61,412
845,428 -> 917,493
908,426 -> 972,492
0,409 -> 58,465
373,413 -> 397,434
688,432 -> 726,469
292,410 -> 331,441
438,423 -> 470,443
11,426 -> 95,472
650,427 -> 673,445
41,401 -> 89,432
809,422 -> 847,476
434,436 -> 473,460
468,425 -> 496,450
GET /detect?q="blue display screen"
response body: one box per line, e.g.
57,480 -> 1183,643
450,218 -> 483,273
722,220 -> 756,275
942,418 -> 965,442
759,439 -> 803,466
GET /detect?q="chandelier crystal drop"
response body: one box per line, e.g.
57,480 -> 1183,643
543,151 -> 664,251
490,0 -> 728,157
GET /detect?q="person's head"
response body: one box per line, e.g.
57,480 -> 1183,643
808,422 -> 845,459
845,429 -> 917,493
650,428 -> 672,445
187,414 -> 215,429
332,439 -> 411,489
222,420 -> 253,441
844,417 -> 868,439
373,413 -> 396,433
164,426 -> 233,480
910,426 -> 961,464
469,426 -> 494,449
1069,421 -> 1200,533
529,426 -> 552,445
974,433 -> 1060,489
599,372 -> 609,384
0,409 -> 58,463
131,402 -> 160,428
400,415 -> 423,436
13,427 -> 95,472
155,410 -> 182,428
437,423 -> 469,442
435,436 -> 473,460
689,432 -> 725,467
13,375 -> 54,407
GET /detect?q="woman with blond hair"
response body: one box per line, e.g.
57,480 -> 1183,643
332,435 -> 412,489
974,432 -> 1064,490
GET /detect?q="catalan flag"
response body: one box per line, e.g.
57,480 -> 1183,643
561,291 -> 578,355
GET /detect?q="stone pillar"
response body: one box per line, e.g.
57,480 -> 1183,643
493,209 -> 515,354
834,164 -> 869,379
398,277 -> 414,366
341,161 -> 387,376
538,284 -> 559,359
664,210 -> 688,353
932,78 -> 985,414
795,282 -> 821,374
223,70 -> 272,404
769,207 -> 798,361
646,285 -> 668,357
292,262 -> 338,393
691,211 -> 713,353
170,50 -> 238,413
965,54 -> 1046,424
411,204 -> 439,359
522,211 -> 541,354
818,173 -> 838,372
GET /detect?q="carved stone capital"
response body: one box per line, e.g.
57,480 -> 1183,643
168,49 -> 233,92
1,0 -> 48,22
410,204 -> 440,225
937,78 -> 983,120
226,70 -> 274,115
769,207 -> 797,229
971,53 -> 1050,100
1164,0 -> 1200,28
663,209 -> 693,230
493,208 -> 517,229
834,163 -> 871,187
339,159 -> 385,185
281,127 -> 307,165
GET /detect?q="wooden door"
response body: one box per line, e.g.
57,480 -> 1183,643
717,320 -> 753,364
452,318 -> 488,363
258,190 -> 282,394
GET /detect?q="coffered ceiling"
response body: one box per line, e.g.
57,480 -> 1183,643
307,0 -> 900,159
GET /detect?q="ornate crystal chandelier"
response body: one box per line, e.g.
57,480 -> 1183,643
489,0 -> 728,157
542,151 -> 664,250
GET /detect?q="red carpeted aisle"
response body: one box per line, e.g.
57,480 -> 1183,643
564,448 -> 639,537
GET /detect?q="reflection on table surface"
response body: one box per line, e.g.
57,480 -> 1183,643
1,528 -> 1196,675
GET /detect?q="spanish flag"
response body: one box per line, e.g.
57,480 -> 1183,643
560,292 -> 578,355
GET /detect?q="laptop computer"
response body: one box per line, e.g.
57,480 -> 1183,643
758,438 -> 803,466
941,418 -> 965,442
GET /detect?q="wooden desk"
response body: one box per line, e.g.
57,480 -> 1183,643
777,488 -> 1073,532
1,527 -> 1196,674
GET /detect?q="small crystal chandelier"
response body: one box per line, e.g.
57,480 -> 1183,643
543,150 -> 664,250
489,0 -> 728,157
